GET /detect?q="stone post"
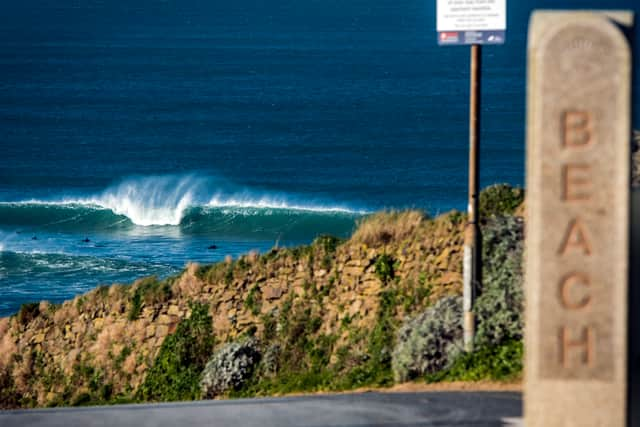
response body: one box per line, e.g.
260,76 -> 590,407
631,187 -> 640,426
525,11 -> 632,427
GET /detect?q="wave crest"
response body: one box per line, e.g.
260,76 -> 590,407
91,175 -> 204,226
0,174 -> 365,237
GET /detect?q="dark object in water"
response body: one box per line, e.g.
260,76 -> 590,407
207,244 -> 218,250
31,236 -> 38,240
82,238 -> 91,243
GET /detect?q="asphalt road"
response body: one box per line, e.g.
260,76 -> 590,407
0,391 -> 523,427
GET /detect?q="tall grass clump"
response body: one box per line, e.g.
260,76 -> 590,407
351,210 -> 427,247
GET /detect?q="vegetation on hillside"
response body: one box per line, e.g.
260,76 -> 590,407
0,185 -> 525,408
137,302 -> 214,402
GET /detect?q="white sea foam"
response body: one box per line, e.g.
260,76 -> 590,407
1,174 -> 366,226
88,175 -> 203,226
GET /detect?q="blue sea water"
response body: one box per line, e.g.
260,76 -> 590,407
1,0 -> 639,316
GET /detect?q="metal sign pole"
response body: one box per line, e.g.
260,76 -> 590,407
437,0 -> 503,353
463,44 -> 481,352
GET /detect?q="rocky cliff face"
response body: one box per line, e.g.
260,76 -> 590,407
0,210 -> 465,408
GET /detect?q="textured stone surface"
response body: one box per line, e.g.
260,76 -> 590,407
526,11 -> 632,427
0,211 -> 467,407
630,189 -> 640,423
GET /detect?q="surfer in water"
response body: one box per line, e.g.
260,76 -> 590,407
81,237 -> 90,243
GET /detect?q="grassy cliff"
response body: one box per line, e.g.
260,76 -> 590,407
0,185 -> 525,408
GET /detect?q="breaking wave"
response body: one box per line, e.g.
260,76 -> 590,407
0,174 -> 365,238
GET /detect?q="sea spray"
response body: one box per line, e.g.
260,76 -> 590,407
92,175 -> 205,226
0,173 -> 366,232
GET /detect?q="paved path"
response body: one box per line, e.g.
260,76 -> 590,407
0,391 -> 522,427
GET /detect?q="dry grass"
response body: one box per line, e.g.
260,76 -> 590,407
351,210 -> 427,247
38,301 -> 51,314
0,322 -> 16,370
62,349 -> 80,374
91,321 -> 127,365
0,317 -> 8,340
53,303 -> 78,324
173,263 -> 203,297
122,352 -> 138,375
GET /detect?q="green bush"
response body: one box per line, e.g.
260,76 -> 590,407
479,184 -> 524,218
259,343 -> 281,377
200,338 -> 261,398
361,290 -> 398,385
374,254 -> 395,283
476,216 -> 524,345
425,340 -> 523,382
127,292 -> 142,321
244,285 -> 261,315
137,302 -> 214,402
392,296 -> 463,382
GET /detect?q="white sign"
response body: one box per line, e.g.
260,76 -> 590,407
437,0 -> 506,45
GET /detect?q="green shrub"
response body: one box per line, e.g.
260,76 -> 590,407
244,285 -> 261,316
200,338 -> 261,398
476,216 -> 524,345
479,184 -> 524,218
233,289 -> 403,396
128,292 -> 142,321
17,302 -> 40,326
392,296 -> 463,382
425,340 -> 523,382
138,302 -> 214,402
336,289 -> 398,389
374,254 -> 395,283
259,343 -> 281,377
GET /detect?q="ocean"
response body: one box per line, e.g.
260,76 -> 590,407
1,0 -> 639,316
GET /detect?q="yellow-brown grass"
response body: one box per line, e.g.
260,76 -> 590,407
351,210 -> 427,247
122,352 -> 138,375
91,321 -> 127,366
173,262 -> 202,297
0,318 -> 15,369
